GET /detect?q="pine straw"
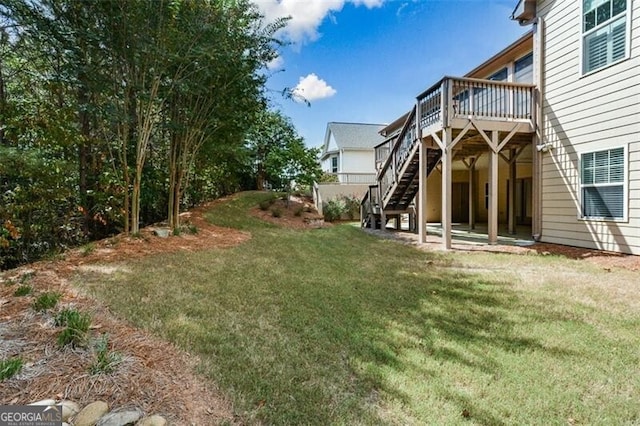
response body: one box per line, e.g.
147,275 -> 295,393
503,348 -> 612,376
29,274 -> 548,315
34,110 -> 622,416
0,198 -> 253,423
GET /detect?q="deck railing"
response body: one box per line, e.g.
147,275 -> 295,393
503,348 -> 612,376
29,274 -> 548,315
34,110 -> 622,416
372,76 -> 535,210
417,76 -> 535,130
320,172 -> 377,184
374,139 -> 393,170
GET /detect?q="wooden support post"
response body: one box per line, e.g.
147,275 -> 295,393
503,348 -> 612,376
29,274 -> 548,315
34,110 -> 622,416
441,128 -> 452,250
488,131 -> 499,245
508,148 -> 517,235
395,215 -> 401,230
469,158 -> 476,230
378,185 -> 385,230
418,140 -> 428,243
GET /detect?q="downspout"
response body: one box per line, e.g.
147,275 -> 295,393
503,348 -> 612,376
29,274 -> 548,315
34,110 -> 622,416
532,16 -> 545,241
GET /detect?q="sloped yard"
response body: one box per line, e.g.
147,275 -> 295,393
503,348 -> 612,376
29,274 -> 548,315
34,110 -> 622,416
2,192 -> 639,425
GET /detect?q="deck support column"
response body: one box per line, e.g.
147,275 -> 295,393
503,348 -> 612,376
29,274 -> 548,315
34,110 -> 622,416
418,139 -> 428,243
378,185 -> 385,231
464,156 -> 478,231
441,128 -> 452,250
488,131 -> 499,245
508,148 -> 517,235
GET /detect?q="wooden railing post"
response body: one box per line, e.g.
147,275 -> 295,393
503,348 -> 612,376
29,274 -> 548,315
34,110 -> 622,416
441,78 -> 449,127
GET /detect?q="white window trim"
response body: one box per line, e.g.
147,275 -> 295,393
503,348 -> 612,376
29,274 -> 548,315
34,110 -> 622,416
330,155 -> 339,173
579,0 -> 632,77
577,144 -> 628,222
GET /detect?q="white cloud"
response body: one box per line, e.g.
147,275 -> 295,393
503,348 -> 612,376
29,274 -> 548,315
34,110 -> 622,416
266,55 -> 284,70
292,73 -> 337,103
254,0 -> 384,45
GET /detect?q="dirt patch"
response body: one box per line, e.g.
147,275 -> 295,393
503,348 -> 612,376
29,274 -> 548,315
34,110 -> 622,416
364,228 -> 640,271
249,195 -> 328,230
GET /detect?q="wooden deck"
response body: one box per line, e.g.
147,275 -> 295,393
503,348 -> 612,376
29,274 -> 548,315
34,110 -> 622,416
364,76 -> 538,249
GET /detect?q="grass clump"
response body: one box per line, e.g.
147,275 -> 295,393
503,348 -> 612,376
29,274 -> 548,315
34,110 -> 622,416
271,207 -> 283,218
89,334 -> 121,375
0,357 -> 23,381
81,242 -> 96,257
32,292 -> 61,311
55,308 -> 91,347
14,285 -> 32,297
294,206 -> 304,217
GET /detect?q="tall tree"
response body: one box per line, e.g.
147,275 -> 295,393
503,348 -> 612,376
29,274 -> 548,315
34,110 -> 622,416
246,109 -> 321,196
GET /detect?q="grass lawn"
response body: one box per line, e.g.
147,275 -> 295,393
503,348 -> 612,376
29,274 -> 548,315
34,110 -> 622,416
76,192 -> 640,425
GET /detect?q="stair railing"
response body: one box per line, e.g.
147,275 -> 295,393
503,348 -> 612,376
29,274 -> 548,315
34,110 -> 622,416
376,108 -> 418,206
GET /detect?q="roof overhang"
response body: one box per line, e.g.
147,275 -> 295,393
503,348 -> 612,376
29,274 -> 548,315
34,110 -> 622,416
511,0 -> 536,25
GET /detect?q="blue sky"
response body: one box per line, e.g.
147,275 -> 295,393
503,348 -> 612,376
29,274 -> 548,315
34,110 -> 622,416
256,0 -> 529,149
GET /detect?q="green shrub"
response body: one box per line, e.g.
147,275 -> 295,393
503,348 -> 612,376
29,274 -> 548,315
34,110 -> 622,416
55,308 -> 91,347
0,357 -> 23,381
343,196 -> 361,220
14,285 -> 32,297
89,335 -> 121,375
318,172 -> 339,183
271,207 -> 283,218
259,200 -> 271,211
32,292 -> 61,311
294,206 -> 304,217
323,199 -> 347,222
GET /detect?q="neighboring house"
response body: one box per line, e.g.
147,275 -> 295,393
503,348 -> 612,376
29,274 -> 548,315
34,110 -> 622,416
319,122 -> 386,183
363,0 -> 640,255
314,122 -> 385,213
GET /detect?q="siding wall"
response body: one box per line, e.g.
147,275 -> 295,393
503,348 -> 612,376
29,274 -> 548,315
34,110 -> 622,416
538,0 -> 640,254
341,150 -> 376,173
428,163 -> 533,223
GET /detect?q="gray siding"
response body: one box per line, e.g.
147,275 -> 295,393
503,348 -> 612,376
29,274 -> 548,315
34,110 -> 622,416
539,0 -> 640,254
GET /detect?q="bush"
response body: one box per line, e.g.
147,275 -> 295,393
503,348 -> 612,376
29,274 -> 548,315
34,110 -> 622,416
318,172 -> 339,183
323,199 -> 347,222
0,357 -> 23,381
343,196 -> 361,220
271,207 -> 283,218
259,200 -> 271,211
294,206 -> 304,217
32,292 -> 61,311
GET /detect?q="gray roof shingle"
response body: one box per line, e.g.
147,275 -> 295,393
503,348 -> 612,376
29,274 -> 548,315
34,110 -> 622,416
322,122 -> 386,156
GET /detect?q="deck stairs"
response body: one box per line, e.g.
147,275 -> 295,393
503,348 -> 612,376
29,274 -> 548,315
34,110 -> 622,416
361,110 -> 441,230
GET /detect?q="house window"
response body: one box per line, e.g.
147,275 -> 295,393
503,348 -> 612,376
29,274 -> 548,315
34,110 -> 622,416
514,53 -> 533,117
331,156 -> 338,173
582,0 -> 627,74
581,146 -> 625,219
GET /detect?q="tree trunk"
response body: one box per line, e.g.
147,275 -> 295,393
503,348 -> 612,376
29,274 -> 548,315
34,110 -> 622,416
77,79 -> 91,236
0,58 -> 6,146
